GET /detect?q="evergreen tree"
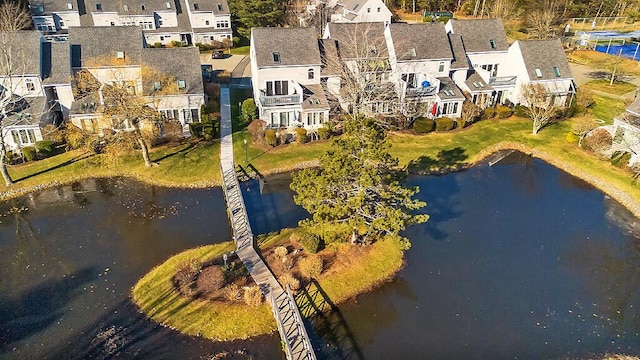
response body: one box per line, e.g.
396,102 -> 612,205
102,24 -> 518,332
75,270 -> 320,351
228,0 -> 287,37
290,116 -> 428,247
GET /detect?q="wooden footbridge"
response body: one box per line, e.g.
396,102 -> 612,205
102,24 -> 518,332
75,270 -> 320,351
219,85 -> 317,360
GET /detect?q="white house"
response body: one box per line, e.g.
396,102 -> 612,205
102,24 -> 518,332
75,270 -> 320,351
67,26 -> 204,135
502,38 -> 575,106
28,0 -> 232,46
329,0 -> 392,25
250,27 -> 330,131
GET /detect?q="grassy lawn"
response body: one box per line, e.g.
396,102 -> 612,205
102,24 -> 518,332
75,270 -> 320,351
230,46 -> 250,55
591,94 -> 628,124
568,50 -> 640,77
582,79 -> 637,96
132,230 -> 405,340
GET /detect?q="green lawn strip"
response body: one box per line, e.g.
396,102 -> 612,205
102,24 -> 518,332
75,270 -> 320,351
229,46 -> 250,55
591,94 -> 627,124
582,79 -> 637,96
132,242 -> 276,341
316,238 -> 405,305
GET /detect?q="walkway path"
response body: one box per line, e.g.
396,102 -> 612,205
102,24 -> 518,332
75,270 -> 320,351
219,85 -> 317,360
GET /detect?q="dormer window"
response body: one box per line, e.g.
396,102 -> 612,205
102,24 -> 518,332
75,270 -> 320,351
193,2 -> 199,10
273,52 -> 280,63
116,51 -> 125,59
217,4 -> 223,11
489,39 -> 497,50
96,3 -> 102,11
308,68 -> 314,79
141,4 -> 146,10
166,2 -> 171,8
123,4 -> 129,11
153,81 -> 162,90
177,80 -> 186,89
67,3 -> 73,10
409,48 -> 416,58
535,68 -> 542,78
553,66 -> 561,77
438,61 -> 445,72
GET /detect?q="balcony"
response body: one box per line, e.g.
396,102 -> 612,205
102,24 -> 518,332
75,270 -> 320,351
259,92 -> 301,107
489,76 -> 517,87
405,85 -> 437,98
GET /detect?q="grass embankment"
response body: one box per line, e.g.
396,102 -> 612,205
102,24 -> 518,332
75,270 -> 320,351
133,232 -> 405,340
0,140 -> 221,200
132,242 -> 275,340
582,79 -> 637,96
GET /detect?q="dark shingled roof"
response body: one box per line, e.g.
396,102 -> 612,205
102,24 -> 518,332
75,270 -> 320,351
326,22 -> 388,60
69,26 -> 144,67
301,84 -> 329,110
389,23 -> 452,61
438,77 -> 465,100
0,31 -> 42,75
4,96 -> 49,126
465,72 -> 493,92
42,42 -> 72,84
190,0 -> 230,14
319,39 -> 340,76
448,19 -> 509,53
142,47 -> 203,94
518,38 -> 572,81
448,33 -> 469,70
252,27 -> 320,67
29,0 -> 79,15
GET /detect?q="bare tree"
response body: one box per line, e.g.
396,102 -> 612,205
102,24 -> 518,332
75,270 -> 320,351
571,115 -> 598,146
528,0 -> 559,39
490,0 -> 524,19
461,100 -> 482,127
0,2 -> 32,186
520,83 -> 558,135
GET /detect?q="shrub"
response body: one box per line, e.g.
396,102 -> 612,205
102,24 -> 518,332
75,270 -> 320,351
481,107 -> 496,119
434,117 -> 455,131
413,117 -> 435,134
247,119 -> 267,145
279,274 -> 300,292
35,140 -> 55,157
300,233 -> 321,253
296,128 -> 308,144
577,89 -> 595,108
582,128 -> 612,153
175,258 -> 201,295
565,131 -> 580,144
496,105 -> 513,118
299,256 -> 323,279
318,127 -> 330,140
274,246 -> 288,259
189,123 -> 204,138
612,151 -> 632,167
265,129 -> 277,147
243,285 -> 263,306
232,36 -> 240,46
513,105 -> 529,118
222,38 -> 233,49
241,98 -> 256,125
64,122 -> 86,150
154,42 -> 162,48
197,266 -> 226,293
21,146 -> 36,162
223,283 -> 241,302
170,40 -> 182,47
41,124 -> 64,143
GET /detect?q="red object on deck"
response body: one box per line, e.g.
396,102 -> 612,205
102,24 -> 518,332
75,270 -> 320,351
431,102 -> 438,116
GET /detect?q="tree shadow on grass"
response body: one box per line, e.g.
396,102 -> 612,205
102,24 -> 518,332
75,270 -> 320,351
13,152 -> 95,182
151,141 -> 201,163
407,147 -> 469,175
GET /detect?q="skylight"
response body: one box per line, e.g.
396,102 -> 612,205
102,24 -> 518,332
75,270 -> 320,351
153,81 -> 162,90
124,4 -> 129,11
166,2 -> 172,9
409,48 -> 416,57
96,3 -> 102,11
177,80 -> 186,89
193,2 -> 199,10
273,52 -> 281,63
489,39 -> 496,50
535,68 -> 542,78
141,4 -> 146,10
218,4 -> 223,11
553,66 -> 560,77
67,3 -> 73,10
116,51 -> 125,59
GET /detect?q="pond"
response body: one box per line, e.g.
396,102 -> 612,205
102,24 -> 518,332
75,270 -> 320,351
1,152 -> 639,359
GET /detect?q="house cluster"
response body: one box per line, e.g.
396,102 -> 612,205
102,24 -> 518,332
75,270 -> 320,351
1,26 -> 204,151
249,18 -> 576,131
28,0 -> 232,46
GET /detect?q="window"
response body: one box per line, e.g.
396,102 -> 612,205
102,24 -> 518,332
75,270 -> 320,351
553,66 -> 561,77
279,112 -> 290,127
123,4 -> 129,11
183,109 -> 192,122
266,80 -> 288,95
409,48 -> 416,57
158,19 -> 163,26
402,73 -> 416,88
438,61 -> 444,72
193,2 -> 199,10
489,39 -> 497,50
25,79 -> 35,92
191,109 -> 199,122
96,3 -> 102,10
217,4 -> 223,11
11,129 -> 36,145
177,80 -> 186,89
535,68 -> 542,78
67,2 -> 73,10
216,20 -> 229,28
205,20 -> 209,25
59,19 -> 65,28
166,2 -> 172,9
377,7 -> 380,11
110,21 -> 115,26
308,68 -> 314,79
307,112 -> 325,125
367,7 -> 371,12
209,36 -> 214,40
153,81 -> 162,90
160,36 -> 165,40
116,51 -> 125,59
272,52 -> 280,63
141,4 -> 146,10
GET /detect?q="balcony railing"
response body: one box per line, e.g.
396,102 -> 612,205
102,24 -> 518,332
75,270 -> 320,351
406,85 -> 437,97
259,93 -> 301,106
489,76 -> 517,87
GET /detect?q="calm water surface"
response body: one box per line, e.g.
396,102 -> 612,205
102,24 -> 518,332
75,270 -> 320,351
2,153 -> 640,359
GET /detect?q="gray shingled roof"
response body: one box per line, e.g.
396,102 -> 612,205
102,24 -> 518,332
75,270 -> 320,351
389,23 -> 452,61
340,0 -> 364,12
465,72 -> 493,92
42,42 -> 72,84
29,0 -> 79,15
4,96 -> 49,126
190,0 -> 229,14
326,22 -> 388,60
448,19 -> 509,53
518,38 -> 572,81
142,47 -> 203,94
0,31 -> 42,76
82,0 -> 177,15
301,84 -> 329,110
69,26 -> 144,67
448,33 -> 469,70
438,77 -> 465,100
252,27 -> 321,67
319,39 -> 340,76
627,97 -> 640,116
